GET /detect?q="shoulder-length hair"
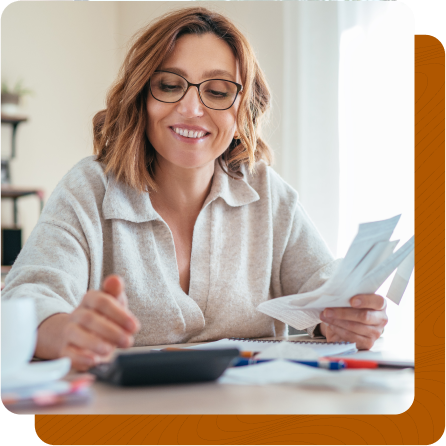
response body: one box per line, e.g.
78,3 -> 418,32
93,7 -> 273,192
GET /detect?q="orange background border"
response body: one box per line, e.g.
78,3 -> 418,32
34,35 -> 445,445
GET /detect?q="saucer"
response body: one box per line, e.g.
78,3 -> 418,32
1,358 -> 71,391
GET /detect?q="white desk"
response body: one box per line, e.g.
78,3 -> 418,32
12,335 -> 414,415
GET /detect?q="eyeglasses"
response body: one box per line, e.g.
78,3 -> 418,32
149,71 -> 243,111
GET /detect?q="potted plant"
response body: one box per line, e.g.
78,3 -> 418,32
1,79 -> 33,116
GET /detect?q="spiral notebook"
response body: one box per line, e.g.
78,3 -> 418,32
187,338 -> 357,357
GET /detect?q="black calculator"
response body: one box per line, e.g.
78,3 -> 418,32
89,348 -> 239,386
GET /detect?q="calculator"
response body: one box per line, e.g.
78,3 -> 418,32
89,348 -> 239,386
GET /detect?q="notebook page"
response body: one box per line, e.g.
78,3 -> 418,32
184,338 -> 357,356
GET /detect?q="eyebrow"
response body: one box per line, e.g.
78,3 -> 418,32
159,67 -> 236,82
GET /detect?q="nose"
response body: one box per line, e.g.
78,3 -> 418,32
175,86 -> 204,118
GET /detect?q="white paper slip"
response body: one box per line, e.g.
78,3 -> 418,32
184,338 -> 357,357
326,214 -> 402,296
219,360 -> 414,393
387,249 -> 414,304
257,214 -> 414,330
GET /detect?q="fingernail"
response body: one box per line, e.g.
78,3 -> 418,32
353,298 -> 362,307
324,309 -> 334,318
120,335 -> 132,348
86,356 -> 95,367
99,344 -> 111,355
131,317 -> 141,332
126,320 -> 135,331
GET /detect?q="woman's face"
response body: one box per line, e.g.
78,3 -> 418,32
146,33 -> 242,171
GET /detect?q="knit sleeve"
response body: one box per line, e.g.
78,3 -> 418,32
1,157 -> 106,328
1,220 -> 90,328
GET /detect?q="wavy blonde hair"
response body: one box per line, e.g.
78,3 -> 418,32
93,7 -> 273,192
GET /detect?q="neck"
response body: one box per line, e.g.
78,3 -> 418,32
150,156 -> 215,217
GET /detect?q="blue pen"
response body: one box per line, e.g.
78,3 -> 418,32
232,358 -> 345,370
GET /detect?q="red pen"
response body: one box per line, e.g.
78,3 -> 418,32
323,358 -> 378,369
322,357 -> 414,369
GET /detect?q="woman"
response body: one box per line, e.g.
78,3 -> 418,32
2,8 -> 387,371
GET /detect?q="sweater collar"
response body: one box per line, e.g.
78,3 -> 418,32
204,160 -> 260,208
102,160 -> 260,223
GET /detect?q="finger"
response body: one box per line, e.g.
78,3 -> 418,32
65,322 -> 117,354
350,294 -> 387,310
320,316 -> 384,339
60,344 -> 97,372
323,323 -> 375,350
323,325 -> 345,344
102,275 -> 127,307
321,307 -> 387,326
72,308 -> 134,348
83,291 -> 139,333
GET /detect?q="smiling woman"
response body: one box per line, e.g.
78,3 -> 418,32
2,7 -> 388,371
93,8 -> 272,193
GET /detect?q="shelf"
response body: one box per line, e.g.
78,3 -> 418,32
1,113 -> 35,265
1,186 -> 44,199
1,265 -> 11,289
1,113 -> 28,165
1,265 -> 12,274
1,187 -> 45,226
1,113 -> 28,124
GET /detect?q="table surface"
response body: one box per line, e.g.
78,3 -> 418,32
10,335 -> 414,415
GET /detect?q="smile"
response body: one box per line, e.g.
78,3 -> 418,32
171,126 -> 209,139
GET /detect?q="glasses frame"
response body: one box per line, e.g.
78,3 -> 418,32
149,70 -> 243,111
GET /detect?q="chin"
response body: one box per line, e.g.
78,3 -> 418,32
164,151 -> 217,170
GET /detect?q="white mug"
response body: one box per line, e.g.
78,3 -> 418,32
1,298 -> 37,377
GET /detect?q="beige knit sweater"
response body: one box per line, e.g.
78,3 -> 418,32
2,156 -> 338,345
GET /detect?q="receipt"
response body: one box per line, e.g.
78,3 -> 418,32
257,215 -> 414,330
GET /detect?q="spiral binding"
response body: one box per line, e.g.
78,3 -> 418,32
228,337 -> 349,346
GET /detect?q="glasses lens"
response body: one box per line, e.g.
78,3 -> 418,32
150,72 -> 187,103
201,80 -> 238,109
150,72 -> 239,109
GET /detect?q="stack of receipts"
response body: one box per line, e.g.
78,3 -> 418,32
257,214 -> 414,330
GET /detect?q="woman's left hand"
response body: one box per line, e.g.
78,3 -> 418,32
319,294 -> 388,350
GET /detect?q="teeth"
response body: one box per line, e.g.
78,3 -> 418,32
172,127 -> 206,139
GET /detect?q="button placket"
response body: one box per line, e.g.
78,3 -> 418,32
206,200 -> 223,313
187,207 -> 211,311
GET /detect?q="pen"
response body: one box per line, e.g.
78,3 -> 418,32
323,358 -> 378,369
231,358 -> 346,370
321,357 -> 414,369
160,348 -> 413,369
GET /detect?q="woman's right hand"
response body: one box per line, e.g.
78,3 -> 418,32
37,275 -> 140,371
